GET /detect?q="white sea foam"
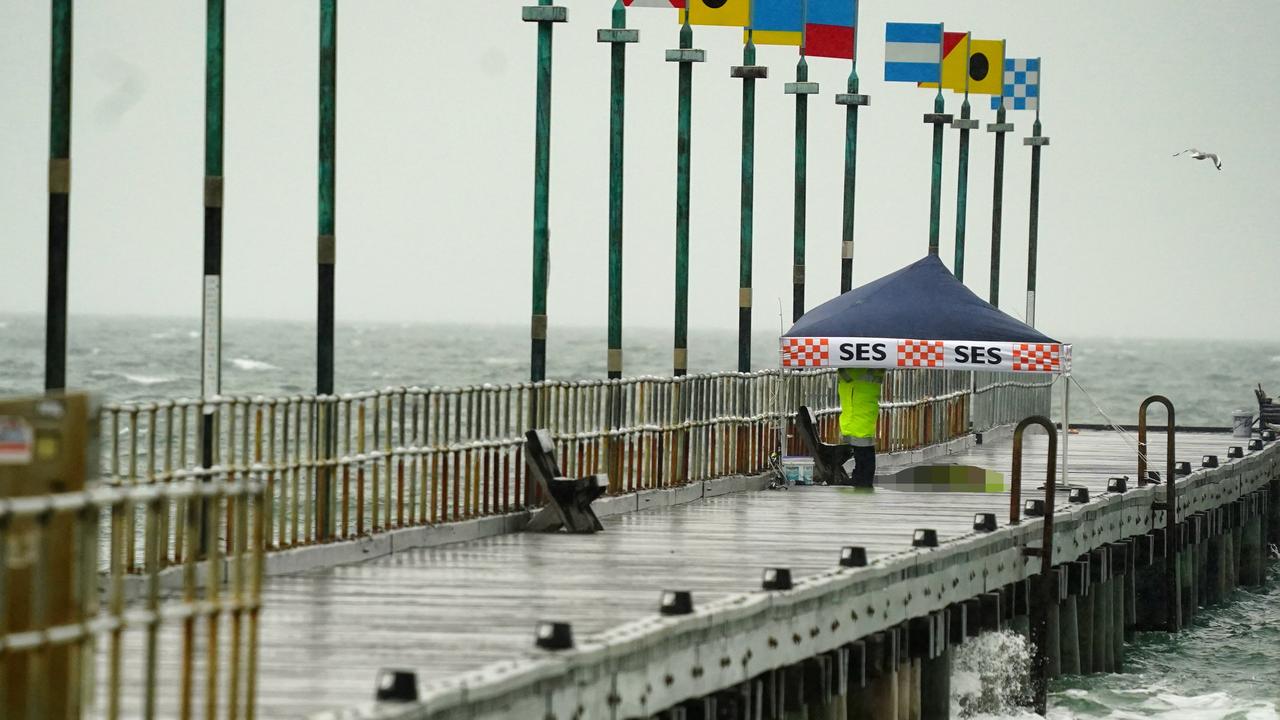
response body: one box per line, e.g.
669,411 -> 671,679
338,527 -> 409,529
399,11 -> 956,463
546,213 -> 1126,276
231,357 -> 279,371
952,631 -> 1033,718
123,373 -> 177,386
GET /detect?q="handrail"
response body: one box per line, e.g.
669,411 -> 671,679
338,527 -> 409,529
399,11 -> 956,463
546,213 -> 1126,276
1010,415 -> 1058,716
1137,394 -> 1178,632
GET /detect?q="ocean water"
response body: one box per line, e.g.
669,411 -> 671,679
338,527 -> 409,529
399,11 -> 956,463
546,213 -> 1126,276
2,313 -> 1279,717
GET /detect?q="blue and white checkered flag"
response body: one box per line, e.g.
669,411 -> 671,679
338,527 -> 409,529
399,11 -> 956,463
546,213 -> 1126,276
991,57 -> 1039,111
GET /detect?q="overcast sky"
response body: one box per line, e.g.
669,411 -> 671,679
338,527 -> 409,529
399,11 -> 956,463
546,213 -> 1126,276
1,1 -> 1276,342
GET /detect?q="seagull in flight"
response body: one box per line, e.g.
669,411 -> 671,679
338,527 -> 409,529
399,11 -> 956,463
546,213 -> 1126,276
1173,148 -> 1222,170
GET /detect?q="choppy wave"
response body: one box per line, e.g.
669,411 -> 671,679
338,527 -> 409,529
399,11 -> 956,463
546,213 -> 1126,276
230,357 -> 280,371
122,373 -> 178,386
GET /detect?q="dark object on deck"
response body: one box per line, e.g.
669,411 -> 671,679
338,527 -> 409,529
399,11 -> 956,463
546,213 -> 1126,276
762,568 -> 793,590
839,546 -> 868,567
1024,498 -> 1045,517
1069,487 -> 1090,504
523,429 -> 607,533
1264,429 -> 1278,442
1175,461 -> 1191,476
1249,438 -> 1264,451
1201,455 -> 1219,468
1255,385 -> 1280,432
1107,476 -> 1128,493
973,512 -> 997,532
659,590 -> 694,616
535,621 -> 574,650
1227,446 -> 1243,459
795,405 -> 856,486
912,529 -> 939,548
374,669 -> 418,702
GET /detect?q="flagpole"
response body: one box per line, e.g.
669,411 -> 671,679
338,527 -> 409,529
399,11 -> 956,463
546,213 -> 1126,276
787,0 -> 818,322
732,30 -> 767,372
923,24 -> 952,256
951,33 -> 977,281
522,0 -> 566,430
1024,57 -> 1048,328
45,0 -> 72,391
987,39 -> 1012,306
666,15 -> 705,376
836,0 -> 867,293
201,0 -> 224,409
315,0 -> 338,540
600,1 -> 636,380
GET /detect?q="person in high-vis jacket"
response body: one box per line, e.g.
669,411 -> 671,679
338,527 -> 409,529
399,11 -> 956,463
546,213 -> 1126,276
837,368 -> 885,486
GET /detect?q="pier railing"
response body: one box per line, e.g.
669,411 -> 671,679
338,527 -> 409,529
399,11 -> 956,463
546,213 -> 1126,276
98,368 -> 1051,566
1,471 -> 264,718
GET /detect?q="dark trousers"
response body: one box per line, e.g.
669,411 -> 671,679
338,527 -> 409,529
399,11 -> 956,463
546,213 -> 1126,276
851,445 -> 876,487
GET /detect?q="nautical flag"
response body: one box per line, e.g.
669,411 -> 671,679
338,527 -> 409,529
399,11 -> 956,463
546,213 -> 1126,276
624,0 -> 685,7
919,33 -> 1004,96
991,57 -> 1039,111
884,22 -> 942,83
750,0 -> 802,47
681,0 -> 750,28
805,0 -> 856,59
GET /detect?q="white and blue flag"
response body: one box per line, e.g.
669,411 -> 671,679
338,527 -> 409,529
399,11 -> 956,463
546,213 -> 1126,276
884,22 -> 942,83
992,58 -> 1040,111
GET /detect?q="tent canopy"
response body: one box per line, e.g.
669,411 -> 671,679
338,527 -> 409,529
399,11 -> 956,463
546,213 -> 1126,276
782,255 -> 1070,374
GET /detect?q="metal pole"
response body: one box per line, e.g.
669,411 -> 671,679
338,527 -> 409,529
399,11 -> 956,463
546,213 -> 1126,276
666,18 -> 704,376
923,88 -> 951,256
1024,58 -> 1047,327
951,36 -> 974,281
987,102 -> 1011,306
1025,116 -> 1047,327
202,0 -> 224,406
44,0 -> 73,391
316,0 -> 337,540
600,1 -> 636,379
836,0 -> 865,293
524,0 -> 565,385
732,36 -> 766,373
1061,375 -> 1070,487
788,51 -> 815,323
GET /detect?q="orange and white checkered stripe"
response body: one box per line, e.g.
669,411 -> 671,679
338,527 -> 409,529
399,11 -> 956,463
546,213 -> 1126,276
897,339 -> 944,368
1012,343 -> 1060,372
782,337 -> 830,367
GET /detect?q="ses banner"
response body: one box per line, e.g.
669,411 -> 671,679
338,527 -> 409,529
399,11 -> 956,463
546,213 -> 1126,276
781,337 -> 1071,375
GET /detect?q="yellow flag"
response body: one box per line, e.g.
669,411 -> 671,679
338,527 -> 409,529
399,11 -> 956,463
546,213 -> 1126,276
921,34 -> 1004,96
748,29 -> 801,46
682,0 -> 750,28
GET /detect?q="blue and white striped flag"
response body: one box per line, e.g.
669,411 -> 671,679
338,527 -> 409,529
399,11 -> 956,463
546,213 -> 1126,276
884,22 -> 942,83
991,57 -> 1040,111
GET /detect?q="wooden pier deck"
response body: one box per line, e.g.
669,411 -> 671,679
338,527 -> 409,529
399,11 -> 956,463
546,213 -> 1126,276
105,428 -> 1272,719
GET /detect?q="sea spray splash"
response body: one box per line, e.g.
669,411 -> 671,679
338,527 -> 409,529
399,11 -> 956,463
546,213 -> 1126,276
951,630 -> 1034,717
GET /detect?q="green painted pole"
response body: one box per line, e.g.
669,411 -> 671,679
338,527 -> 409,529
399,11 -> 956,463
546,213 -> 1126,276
666,19 -> 703,376
988,103 -> 1011,306
732,37 -> 765,373
316,0 -> 337,540
202,0 -> 224,403
524,0 -> 565,385
836,63 -> 868,293
952,95 -> 973,281
788,55 -> 814,323
924,90 -> 951,256
44,0 -> 72,391
600,1 -> 635,379
1025,116 -> 1046,327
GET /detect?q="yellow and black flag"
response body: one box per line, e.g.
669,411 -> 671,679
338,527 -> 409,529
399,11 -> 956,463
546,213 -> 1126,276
681,0 -> 751,28
921,33 -> 1004,96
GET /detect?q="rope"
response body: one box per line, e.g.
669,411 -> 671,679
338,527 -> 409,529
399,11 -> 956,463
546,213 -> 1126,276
1067,375 -> 1152,470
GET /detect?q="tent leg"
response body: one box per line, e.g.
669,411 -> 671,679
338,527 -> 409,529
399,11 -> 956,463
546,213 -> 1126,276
1061,376 -> 1070,487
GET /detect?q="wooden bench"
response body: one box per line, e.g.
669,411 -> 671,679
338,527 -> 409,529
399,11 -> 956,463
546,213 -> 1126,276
1256,385 -> 1280,432
523,429 -> 607,533
795,405 -> 856,486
